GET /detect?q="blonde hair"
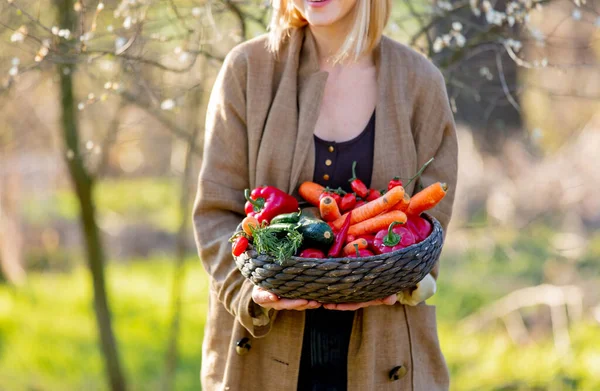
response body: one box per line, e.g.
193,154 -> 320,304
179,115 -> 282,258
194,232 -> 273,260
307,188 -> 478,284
268,0 -> 392,63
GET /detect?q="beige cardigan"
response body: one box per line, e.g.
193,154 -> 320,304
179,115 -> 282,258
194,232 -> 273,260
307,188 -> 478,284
193,27 -> 458,391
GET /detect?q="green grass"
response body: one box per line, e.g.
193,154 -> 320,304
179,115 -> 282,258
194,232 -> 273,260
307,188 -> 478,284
1,257 -> 599,391
0,259 -> 208,391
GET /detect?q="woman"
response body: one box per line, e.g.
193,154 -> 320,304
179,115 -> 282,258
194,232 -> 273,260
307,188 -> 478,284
193,0 -> 458,390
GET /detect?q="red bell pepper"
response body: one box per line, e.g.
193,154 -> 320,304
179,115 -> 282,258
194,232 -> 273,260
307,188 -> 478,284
373,222 -> 416,254
388,177 -> 403,191
406,215 -> 432,242
328,211 -> 352,258
340,193 -> 357,213
366,189 -> 382,202
298,248 -> 325,258
348,161 -> 368,199
244,186 -> 299,223
231,236 -> 249,257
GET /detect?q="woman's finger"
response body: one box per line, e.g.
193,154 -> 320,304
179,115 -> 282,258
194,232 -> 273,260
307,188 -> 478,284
271,298 -> 310,310
252,286 -> 279,306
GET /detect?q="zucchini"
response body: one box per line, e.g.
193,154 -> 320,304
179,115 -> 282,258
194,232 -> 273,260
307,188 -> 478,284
270,210 -> 302,225
297,218 -> 334,248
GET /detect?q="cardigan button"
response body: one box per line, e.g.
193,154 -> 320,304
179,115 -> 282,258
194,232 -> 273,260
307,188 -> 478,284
389,365 -> 407,381
235,337 -> 251,355
323,174 -> 330,181
328,146 -> 334,152
325,159 -> 332,166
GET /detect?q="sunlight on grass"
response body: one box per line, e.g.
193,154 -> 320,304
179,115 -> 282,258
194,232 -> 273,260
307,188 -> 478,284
0,257 -> 598,390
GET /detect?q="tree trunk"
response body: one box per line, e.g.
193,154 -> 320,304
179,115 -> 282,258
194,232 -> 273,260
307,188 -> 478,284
55,0 -> 127,389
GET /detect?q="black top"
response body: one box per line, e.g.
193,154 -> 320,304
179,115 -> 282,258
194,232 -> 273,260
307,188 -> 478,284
297,112 -> 375,391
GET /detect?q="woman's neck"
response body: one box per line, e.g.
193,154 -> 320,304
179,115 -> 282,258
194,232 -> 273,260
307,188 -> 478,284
309,20 -> 374,69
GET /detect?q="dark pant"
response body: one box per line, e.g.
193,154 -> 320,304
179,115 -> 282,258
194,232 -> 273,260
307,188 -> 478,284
297,308 -> 355,391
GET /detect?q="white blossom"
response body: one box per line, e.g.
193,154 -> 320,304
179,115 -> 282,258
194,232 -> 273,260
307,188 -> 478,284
437,0 -> 452,11
191,7 -> 202,17
178,52 -> 190,63
86,141 -> 94,150
123,16 -> 132,29
10,31 -> 25,43
470,0 -> 481,16
107,25 -> 114,32
10,26 -> 28,43
52,26 -> 60,35
505,38 -> 523,52
161,99 -> 175,111
12,57 -> 20,66
88,93 -> 96,100
455,33 -> 466,47
97,2 -> 105,10
452,22 -> 463,31
541,58 -> 548,67
572,9 -> 582,21
9,66 -> 18,77
104,81 -> 113,89
115,37 -> 127,51
78,103 -> 85,110
433,37 -> 444,53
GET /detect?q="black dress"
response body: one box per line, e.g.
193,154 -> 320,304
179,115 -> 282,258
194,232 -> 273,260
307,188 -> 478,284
297,112 -> 376,391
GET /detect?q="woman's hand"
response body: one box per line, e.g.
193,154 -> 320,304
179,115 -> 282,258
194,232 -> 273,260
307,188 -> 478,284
252,286 -> 322,311
322,294 -> 397,311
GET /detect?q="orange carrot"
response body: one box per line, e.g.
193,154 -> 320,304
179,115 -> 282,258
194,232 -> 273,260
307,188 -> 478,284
319,196 -> 341,221
242,216 -> 259,237
298,181 -> 325,207
330,186 -> 405,230
406,182 -> 448,216
342,238 -> 368,256
393,192 -> 411,212
347,210 -> 407,237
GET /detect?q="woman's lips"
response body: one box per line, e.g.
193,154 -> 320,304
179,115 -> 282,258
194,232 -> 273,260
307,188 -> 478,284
306,0 -> 332,8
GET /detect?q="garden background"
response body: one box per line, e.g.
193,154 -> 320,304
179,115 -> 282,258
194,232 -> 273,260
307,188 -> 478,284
1,0 -> 599,390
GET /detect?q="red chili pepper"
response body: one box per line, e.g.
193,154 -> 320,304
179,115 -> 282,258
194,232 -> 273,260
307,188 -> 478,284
348,161 -> 368,199
298,248 -> 325,258
244,186 -> 299,223
345,234 -> 356,244
231,236 -> 249,257
328,211 -> 352,258
340,193 -> 357,213
406,215 -> 432,242
366,189 -> 382,202
373,222 -> 416,254
387,177 -> 403,191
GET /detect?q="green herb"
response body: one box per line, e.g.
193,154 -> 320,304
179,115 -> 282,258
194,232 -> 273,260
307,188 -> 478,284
250,224 -> 303,263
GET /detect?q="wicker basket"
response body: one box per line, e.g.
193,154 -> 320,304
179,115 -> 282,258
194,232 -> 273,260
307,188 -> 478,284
234,213 -> 443,303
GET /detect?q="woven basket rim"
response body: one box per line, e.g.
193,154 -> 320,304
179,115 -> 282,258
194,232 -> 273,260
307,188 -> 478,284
261,212 -> 441,263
